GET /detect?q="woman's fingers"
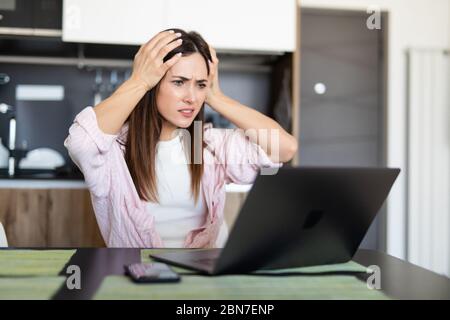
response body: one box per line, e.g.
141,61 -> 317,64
138,30 -> 174,56
208,44 -> 219,63
162,52 -> 183,71
151,32 -> 180,57
130,30 -> 183,90
156,38 -> 183,61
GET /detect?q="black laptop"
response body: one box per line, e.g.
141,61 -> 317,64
150,167 -> 400,275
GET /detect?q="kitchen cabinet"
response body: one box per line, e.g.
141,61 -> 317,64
0,186 -> 247,247
0,188 -> 105,247
62,0 -> 166,45
34,0 -> 63,29
0,0 -> 33,29
0,0 -> 62,33
62,0 -> 296,52
165,0 -> 296,52
223,192 -> 248,230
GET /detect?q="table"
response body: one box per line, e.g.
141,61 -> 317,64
0,248 -> 449,299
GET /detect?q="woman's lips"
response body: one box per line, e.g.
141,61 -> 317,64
178,109 -> 194,118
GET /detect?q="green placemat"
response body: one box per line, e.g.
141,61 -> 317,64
0,249 -> 76,276
92,250 -> 390,300
252,260 -> 367,274
141,249 -> 368,274
94,273 -> 390,300
0,276 -> 66,300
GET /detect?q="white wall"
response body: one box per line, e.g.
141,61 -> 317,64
299,0 -> 450,260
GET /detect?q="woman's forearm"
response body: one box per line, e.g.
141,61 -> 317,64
93,77 -> 149,135
208,94 -> 298,163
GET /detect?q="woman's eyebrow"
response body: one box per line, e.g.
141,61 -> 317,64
172,75 -> 208,82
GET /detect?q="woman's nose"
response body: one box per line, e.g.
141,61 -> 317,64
183,86 -> 197,103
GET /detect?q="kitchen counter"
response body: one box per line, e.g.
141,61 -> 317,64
0,176 -> 250,247
0,179 -> 87,189
0,171 -> 252,192
0,167 -> 83,179
0,182 -> 250,247
0,168 -> 86,188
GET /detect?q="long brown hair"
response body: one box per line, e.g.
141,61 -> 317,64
125,28 -> 212,204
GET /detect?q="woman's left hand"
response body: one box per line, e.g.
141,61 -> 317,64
205,44 -> 224,105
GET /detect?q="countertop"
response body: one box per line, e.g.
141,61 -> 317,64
0,167 -> 252,191
0,167 -> 86,188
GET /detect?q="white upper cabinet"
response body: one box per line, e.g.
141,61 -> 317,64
164,0 -> 296,52
62,0 -> 166,45
62,0 -> 296,52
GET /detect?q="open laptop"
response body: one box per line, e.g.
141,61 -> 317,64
151,167 -> 400,275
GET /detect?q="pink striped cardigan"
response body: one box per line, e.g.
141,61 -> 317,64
64,106 -> 281,248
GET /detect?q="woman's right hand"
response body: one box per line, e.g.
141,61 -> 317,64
130,30 -> 183,91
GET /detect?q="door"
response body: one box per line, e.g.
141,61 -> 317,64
299,9 -> 387,250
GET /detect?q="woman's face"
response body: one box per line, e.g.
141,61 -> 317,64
156,52 -> 209,129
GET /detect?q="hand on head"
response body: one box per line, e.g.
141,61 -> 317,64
130,30 -> 184,91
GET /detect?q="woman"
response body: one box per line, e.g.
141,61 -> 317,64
65,28 -> 298,248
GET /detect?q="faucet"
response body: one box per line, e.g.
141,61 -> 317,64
0,103 -> 16,177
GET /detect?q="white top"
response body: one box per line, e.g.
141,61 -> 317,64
146,132 -> 228,248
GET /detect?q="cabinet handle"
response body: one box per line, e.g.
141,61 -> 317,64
0,14 -> 3,21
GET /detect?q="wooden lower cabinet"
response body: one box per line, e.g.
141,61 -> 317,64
0,189 -> 105,247
0,189 -> 248,247
223,192 -> 248,230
